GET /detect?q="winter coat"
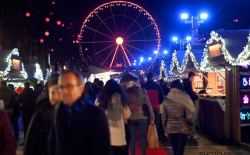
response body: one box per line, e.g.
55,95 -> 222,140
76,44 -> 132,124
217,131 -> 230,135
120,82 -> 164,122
0,111 -> 16,155
160,88 -> 195,135
126,86 -> 154,121
54,97 -> 111,155
24,96 -> 55,155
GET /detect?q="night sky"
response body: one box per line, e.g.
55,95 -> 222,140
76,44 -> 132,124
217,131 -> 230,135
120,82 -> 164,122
1,0 -> 250,70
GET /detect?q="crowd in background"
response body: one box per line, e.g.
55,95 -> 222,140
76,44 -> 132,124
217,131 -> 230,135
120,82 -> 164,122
0,70 -> 198,155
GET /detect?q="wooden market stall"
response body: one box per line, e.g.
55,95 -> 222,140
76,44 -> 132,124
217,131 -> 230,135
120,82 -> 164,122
198,30 -> 250,144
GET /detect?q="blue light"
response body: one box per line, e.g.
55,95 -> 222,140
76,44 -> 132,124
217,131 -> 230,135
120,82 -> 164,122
140,56 -> 144,62
148,57 -> 152,61
163,50 -> 168,55
133,62 -> 137,66
186,36 -> 192,42
200,12 -> 208,20
153,50 -> 159,55
180,12 -> 189,20
172,36 -> 178,42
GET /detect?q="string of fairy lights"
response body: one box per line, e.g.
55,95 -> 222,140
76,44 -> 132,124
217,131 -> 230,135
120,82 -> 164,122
169,30 -> 250,74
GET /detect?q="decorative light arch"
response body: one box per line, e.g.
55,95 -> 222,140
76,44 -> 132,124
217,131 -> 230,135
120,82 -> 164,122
236,33 -> 250,65
180,43 -> 200,73
169,50 -> 181,75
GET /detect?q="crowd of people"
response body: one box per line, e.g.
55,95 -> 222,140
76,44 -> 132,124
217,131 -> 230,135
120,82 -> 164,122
0,70 -> 198,155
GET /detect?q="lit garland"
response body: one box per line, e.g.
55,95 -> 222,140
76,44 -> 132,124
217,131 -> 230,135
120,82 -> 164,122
236,33 -> 250,64
200,31 -> 236,72
34,63 -> 44,81
0,71 -> 3,80
179,43 -> 200,73
169,50 -> 181,75
159,60 -> 167,79
3,48 -> 28,79
45,68 -> 52,82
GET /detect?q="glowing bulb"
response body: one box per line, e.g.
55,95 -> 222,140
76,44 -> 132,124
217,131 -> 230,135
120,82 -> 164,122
56,20 -> 62,26
45,17 -> 50,22
116,37 -> 124,45
25,12 -> 31,17
200,12 -> 208,20
39,38 -> 44,44
163,50 -> 168,55
153,50 -> 159,55
44,31 -> 50,37
180,12 -> 189,20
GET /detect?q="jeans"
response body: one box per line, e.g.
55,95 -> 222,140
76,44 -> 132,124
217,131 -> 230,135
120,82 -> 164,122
169,134 -> 188,155
128,119 -> 147,155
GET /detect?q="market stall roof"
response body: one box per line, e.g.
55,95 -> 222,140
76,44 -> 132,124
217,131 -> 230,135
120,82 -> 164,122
199,29 -> 250,71
217,29 -> 250,58
179,44 -> 200,74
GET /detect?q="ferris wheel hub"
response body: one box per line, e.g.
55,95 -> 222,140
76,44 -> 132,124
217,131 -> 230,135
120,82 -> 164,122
116,36 -> 124,45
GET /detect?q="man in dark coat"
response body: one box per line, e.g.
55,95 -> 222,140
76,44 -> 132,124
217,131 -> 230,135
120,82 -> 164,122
20,82 -> 36,136
54,70 -> 111,155
0,111 -> 16,155
24,74 -> 61,155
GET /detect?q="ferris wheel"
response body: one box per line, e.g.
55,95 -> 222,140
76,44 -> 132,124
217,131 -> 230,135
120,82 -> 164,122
79,1 -> 161,69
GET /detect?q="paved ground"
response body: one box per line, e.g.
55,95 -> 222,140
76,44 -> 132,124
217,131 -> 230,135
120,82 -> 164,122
183,135 -> 250,155
17,135 -> 250,155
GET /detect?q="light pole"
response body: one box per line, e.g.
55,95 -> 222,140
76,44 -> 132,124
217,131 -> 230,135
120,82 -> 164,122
171,35 -> 192,51
180,12 -> 208,43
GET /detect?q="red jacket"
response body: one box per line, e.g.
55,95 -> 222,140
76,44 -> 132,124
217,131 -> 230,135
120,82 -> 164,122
0,111 -> 16,155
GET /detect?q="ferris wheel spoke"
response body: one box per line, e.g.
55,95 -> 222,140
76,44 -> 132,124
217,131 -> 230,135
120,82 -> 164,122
109,46 -> 119,68
120,45 -> 131,66
80,40 -> 113,44
85,25 -> 113,40
128,23 -> 154,38
110,7 -> 117,32
100,46 -> 116,67
124,46 -> 135,60
127,39 -> 159,43
124,13 -> 141,35
101,52 -> 113,67
96,14 -> 114,36
94,44 -> 114,56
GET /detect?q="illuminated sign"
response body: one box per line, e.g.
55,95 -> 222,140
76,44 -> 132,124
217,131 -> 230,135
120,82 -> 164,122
240,93 -> 250,107
243,95 -> 249,104
239,66 -> 250,124
240,108 -> 250,124
240,112 -> 250,121
240,75 -> 250,90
